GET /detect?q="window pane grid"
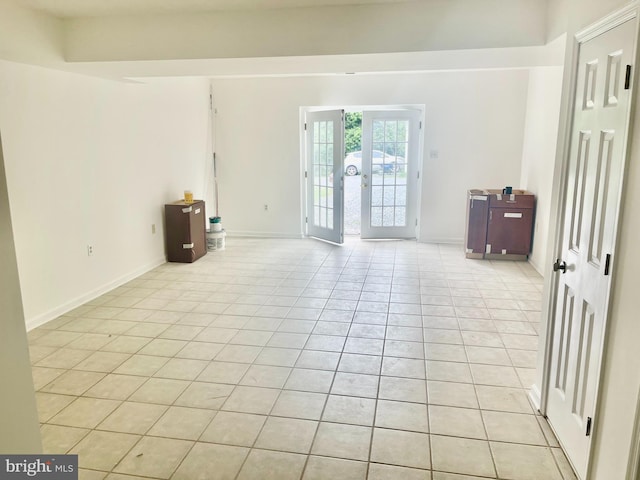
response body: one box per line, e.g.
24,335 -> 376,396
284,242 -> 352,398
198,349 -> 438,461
312,120 -> 334,230
369,119 -> 409,228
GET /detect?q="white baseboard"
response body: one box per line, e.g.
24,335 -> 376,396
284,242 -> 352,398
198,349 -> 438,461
225,230 -> 305,239
419,237 -> 465,245
529,384 -> 542,412
528,257 -> 545,275
26,256 -> 166,331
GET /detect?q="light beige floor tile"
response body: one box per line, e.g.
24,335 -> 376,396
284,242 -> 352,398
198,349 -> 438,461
158,324 -> 204,341
331,372 -> 379,398
35,348 -> 93,369
295,350 -> 341,370
175,341 -> 223,360
28,345 -> 58,364
427,381 -> 478,408
81,469 -> 109,480
311,422 -> 371,461
431,435 -> 495,477
424,344 -> 468,362
378,376 -> 427,403
33,330 -> 83,348
461,331 -> 503,348
104,474 -> 157,480
124,322 -> 170,338
338,353 -> 382,374
483,410 -> 546,445
172,442 -> 249,480
470,364 -> 522,387
40,370 -> 106,395
368,463 -> 431,480
303,456 -> 366,480
176,382 -> 234,409
465,346 -> 512,366
113,355 -> 169,377
431,472 -> 488,480
148,406 -> 215,440
516,367 -> 537,388
508,349 -> 537,368
370,428 -> 431,469
423,328 -> 463,345
254,416 -> 318,453
138,339 -> 188,357
344,337 -> 384,355
429,405 -> 486,439
284,368 -> 335,393
50,397 -> 121,429
500,333 -> 539,350
113,436 -> 193,479
240,364 -> 292,388
271,390 -> 327,420
322,395 -> 376,426
537,416 -> 561,447
551,447 -> 578,480
254,347 -> 301,367
237,449 -> 306,480
199,411 -> 266,446
384,340 -> 424,359
100,336 -> 151,354
475,385 -> 533,413
216,344 -> 263,363
35,392 -> 76,422
71,430 -> 140,471
128,378 -> 190,405
490,442 -> 563,480
85,374 -> 148,400
381,357 -> 426,379
375,400 -> 429,432
97,401 -> 167,434
197,361 -> 249,384
41,424 -> 89,453
426,361 -> 473,383
73,352 -> 131,373
153,358 -> 208,380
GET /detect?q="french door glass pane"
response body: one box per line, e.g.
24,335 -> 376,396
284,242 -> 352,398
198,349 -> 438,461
312,120 -> 335,230
369,119 -> 410,228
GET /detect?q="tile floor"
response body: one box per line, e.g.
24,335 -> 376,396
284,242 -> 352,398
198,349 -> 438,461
27,238 -> 578,480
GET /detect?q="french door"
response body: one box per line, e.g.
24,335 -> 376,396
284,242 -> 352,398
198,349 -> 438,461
305,110 -> 345,244
360,110 -> 420,239
546,17 -> 635,479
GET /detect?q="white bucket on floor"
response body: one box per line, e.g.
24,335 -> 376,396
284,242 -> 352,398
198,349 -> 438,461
207,230 -> 226,251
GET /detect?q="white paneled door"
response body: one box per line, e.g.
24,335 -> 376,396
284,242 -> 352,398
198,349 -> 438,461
305,110 -> 345,244
361,110 -> 420,239
547,17 -> 636,479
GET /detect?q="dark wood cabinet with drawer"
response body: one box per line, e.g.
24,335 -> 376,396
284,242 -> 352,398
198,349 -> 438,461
465,189 -> 535,260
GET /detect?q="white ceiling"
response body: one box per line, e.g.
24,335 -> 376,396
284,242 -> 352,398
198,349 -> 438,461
14,0 -> 423,18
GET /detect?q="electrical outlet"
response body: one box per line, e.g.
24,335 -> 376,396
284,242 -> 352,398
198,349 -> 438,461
151,224 -> 156,234
264,204 -> 269,211
87,245 -> 94,256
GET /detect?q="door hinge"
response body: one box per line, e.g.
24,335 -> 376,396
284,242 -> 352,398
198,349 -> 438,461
305,216 -> 308,223
417,171 -> 420,179
625,65 -> 632,90
415,219 -> 418,226
419,121 -> 423,129
305,171 -> 308,178
604,253 -> 611,276
304,123 -> 307,131
209,93 -> 213,110
586,416 -> 592,436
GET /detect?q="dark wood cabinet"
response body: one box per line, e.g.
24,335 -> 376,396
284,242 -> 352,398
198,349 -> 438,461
165,200 -> 206,263
465,189 -> 535,260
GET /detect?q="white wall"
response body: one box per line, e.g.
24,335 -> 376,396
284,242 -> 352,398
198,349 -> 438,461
0,61 -> 211,328
0,132 -> 41,453
64,0 -> 546,63
211,70 -> 528,242
519,65 -> 564,273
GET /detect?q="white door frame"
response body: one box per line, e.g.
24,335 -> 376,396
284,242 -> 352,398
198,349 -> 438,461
538,4 -> 639,478
300,105 -> 424,240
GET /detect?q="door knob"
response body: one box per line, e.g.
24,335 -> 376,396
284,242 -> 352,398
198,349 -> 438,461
361,183 -> 368,188
553,259 -> 567,273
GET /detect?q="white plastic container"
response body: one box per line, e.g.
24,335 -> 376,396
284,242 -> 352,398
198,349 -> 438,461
206,230 -> 226,251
